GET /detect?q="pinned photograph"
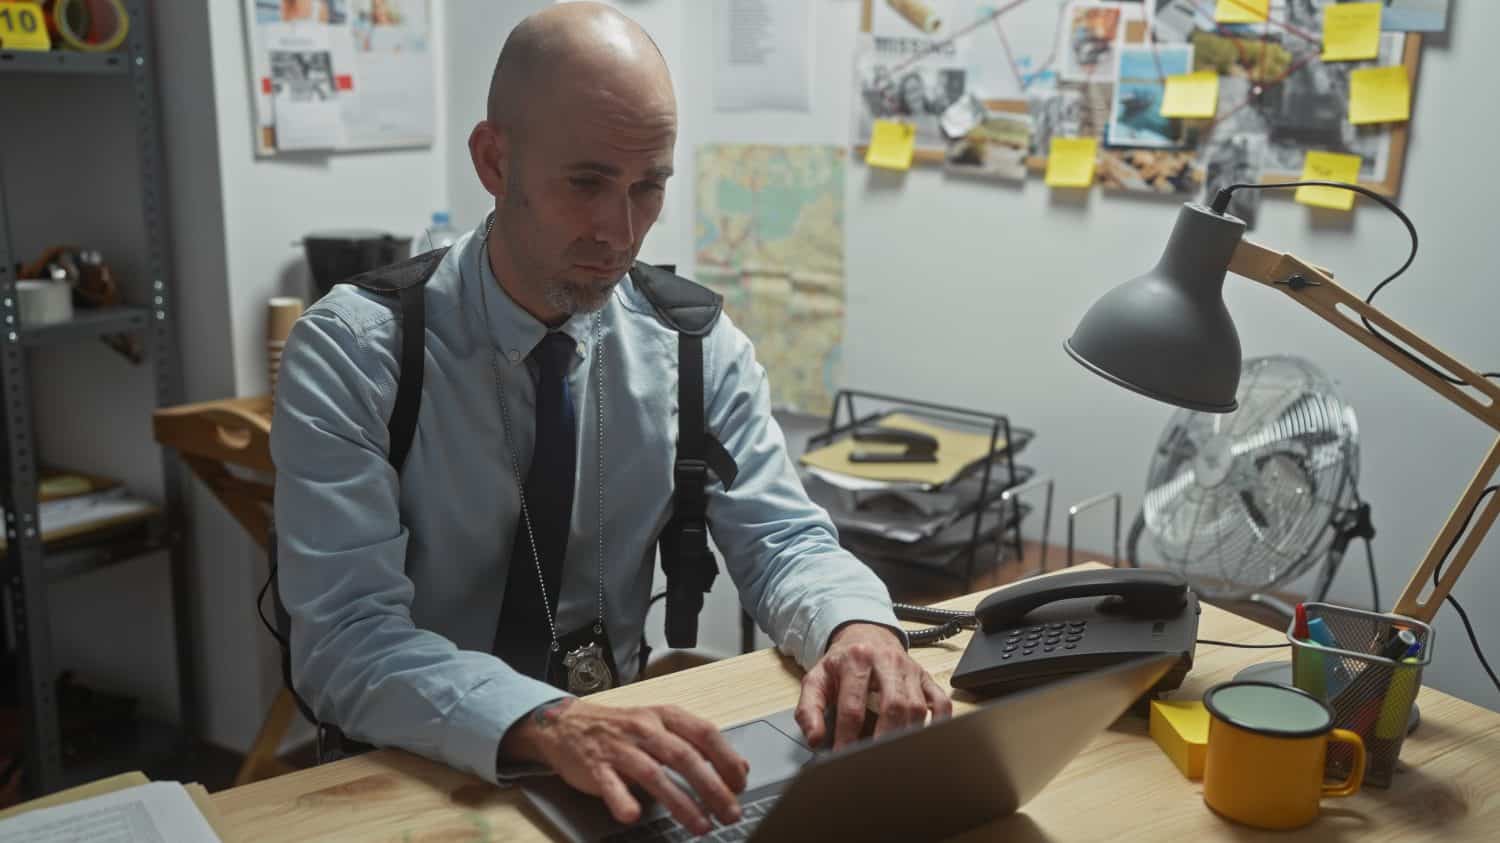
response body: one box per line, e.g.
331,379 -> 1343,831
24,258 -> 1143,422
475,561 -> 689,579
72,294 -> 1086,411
1060,2 -> 1125,82
1200,132 -> 1267,227
1029,80 -> 1115,156
1379,0 -> 1449,33
1098,149 -> 1199,194
1107,44 -> 1193,148
945,113 -> 1033,181
855,56 -> 969,150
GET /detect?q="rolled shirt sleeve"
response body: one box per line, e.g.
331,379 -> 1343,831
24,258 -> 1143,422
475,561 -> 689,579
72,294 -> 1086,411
701,313 -> 908,669
271,307 -> 562,783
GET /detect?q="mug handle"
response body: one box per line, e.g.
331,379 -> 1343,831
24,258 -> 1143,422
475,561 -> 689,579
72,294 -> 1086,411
1322,729 -> 1366,798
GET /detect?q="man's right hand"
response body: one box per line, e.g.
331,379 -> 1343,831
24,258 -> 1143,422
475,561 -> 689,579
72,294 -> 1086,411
501,698 -> 749,836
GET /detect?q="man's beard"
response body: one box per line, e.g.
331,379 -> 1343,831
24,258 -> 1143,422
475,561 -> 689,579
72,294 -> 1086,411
542,275 -> 618,316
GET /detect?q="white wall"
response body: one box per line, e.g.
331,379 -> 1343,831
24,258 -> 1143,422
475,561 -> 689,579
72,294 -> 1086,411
446,1 -> 1500,709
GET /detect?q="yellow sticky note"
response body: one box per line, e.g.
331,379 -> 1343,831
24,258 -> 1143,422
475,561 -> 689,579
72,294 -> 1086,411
1160,72 -> 1220,118
1045,137 -> 1098,188
866,120 -> 916,171
1349,65 -> 1411,125
1215,0 -> 1269,24
0,2 -> 52,51
1322,3 -> 1382,62
1296,151 -> 1363,211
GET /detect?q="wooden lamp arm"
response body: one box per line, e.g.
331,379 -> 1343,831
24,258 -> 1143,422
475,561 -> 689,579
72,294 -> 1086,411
1227,239 -> 1500,623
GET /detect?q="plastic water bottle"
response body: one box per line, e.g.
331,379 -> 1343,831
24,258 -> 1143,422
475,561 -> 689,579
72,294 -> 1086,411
415,211 -> 459,255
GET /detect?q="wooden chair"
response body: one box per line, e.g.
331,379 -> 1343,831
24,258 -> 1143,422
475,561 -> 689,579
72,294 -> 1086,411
153,396 -> 300,786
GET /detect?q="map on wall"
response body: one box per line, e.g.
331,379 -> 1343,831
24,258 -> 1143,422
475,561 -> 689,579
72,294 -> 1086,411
695,145 -> 846,415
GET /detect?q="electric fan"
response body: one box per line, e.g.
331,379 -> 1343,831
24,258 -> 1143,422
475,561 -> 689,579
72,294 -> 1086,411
1130,355 -> 1373,606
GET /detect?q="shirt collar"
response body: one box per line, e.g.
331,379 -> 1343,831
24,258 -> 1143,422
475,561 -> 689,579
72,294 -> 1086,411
464,219 -> 597,366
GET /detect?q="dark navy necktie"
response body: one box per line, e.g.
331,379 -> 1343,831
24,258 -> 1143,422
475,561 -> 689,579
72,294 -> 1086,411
494,332 -> 577,682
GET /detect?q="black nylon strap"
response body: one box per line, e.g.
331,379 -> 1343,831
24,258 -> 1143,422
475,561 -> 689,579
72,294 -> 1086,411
388,284 -> 425,473
677,333 -> 706,493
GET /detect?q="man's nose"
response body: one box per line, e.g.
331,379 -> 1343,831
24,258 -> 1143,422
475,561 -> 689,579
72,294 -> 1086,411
594,192 -> 635,252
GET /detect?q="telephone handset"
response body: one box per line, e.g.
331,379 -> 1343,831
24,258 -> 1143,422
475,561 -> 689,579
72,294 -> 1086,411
946,568 -> 1200,697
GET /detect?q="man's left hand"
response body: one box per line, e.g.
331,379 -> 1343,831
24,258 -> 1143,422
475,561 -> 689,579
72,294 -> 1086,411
794,623 -> 952,750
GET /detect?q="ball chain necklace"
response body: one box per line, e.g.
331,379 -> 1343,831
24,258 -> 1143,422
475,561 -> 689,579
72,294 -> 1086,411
477,214 -> 616,695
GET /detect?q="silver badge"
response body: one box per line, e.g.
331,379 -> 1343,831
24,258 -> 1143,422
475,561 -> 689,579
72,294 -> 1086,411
563,641 -> 616,695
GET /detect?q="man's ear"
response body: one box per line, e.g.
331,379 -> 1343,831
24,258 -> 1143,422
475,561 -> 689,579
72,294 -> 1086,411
469,120 -> 508,199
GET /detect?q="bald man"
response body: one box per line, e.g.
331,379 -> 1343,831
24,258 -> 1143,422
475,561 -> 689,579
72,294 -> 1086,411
272,3 -> 949,836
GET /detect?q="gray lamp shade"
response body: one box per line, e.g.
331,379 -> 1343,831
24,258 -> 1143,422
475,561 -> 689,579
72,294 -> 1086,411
1064,202 -> 1249,414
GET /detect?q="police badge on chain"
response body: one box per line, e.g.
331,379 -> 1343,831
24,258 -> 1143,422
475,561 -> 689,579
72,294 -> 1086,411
548,621 -> 619,695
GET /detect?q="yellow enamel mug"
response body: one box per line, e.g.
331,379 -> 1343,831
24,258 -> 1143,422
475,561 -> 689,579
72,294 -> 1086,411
1202,681 -> 1366,830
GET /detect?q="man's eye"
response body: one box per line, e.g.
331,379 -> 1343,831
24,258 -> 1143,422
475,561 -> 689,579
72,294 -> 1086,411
570,177 -> 603,191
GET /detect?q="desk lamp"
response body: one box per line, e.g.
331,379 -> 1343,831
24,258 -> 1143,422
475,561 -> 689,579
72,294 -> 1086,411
1064,184 -> 1500,627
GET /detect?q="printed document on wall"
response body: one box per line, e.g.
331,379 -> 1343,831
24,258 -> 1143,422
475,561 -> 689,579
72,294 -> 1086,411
245,0 -> 435,155
714,0 -> 812,112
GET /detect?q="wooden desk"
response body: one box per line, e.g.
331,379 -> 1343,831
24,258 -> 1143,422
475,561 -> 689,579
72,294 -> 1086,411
210,569 -> 1500,841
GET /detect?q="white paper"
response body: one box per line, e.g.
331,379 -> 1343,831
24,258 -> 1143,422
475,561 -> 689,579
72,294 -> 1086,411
265,24 -> 347,151
714,0 -> 812,112
0,782 -> 221,843
244,0 -> 435,155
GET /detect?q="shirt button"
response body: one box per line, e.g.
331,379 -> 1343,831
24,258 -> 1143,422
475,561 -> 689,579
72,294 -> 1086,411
507,349 -> 521,363
576,341 -> 586,356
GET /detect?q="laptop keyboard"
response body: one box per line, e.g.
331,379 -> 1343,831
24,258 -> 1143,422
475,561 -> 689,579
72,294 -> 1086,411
602,792 -> 780,842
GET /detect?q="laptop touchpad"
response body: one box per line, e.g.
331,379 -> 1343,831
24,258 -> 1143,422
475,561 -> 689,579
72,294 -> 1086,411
725,719 -> 814,791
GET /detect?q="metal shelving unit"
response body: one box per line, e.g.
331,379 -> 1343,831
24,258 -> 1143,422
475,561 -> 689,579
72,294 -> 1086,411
0,0 -> 197,797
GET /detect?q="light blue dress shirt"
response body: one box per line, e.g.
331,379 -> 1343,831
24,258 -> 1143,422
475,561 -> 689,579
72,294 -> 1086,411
271,219 -> 903,784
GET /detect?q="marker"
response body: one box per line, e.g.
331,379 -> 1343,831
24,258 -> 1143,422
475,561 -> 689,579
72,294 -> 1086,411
1375,655 -> 1423,740
1380,629 -> 1417,662
1306,617 -> 1349,694
1293,603 -> 1311,640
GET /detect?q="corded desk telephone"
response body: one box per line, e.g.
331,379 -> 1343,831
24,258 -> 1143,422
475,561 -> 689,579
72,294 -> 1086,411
896,568 -> 1199,698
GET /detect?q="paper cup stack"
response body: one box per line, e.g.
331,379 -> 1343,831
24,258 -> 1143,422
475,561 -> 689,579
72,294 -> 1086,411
267,297 -> 304,398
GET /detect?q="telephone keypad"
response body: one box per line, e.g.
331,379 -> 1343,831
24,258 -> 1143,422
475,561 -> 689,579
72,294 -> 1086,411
1003,621 -> 1088,658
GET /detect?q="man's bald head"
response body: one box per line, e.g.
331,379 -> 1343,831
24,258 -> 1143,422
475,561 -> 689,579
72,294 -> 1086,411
486,2 -> 674,134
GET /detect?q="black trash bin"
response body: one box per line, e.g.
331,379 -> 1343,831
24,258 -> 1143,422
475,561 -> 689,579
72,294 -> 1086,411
301,230 -> 412,301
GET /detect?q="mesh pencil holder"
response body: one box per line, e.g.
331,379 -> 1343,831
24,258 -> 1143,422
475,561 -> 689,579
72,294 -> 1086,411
1287,602 -> 1434,789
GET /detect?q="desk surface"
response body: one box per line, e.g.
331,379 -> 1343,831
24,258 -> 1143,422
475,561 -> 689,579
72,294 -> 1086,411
211,570 -> 1500,842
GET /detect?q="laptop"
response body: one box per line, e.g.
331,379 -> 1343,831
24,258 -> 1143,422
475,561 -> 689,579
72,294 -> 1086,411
521,653 -> 1175,842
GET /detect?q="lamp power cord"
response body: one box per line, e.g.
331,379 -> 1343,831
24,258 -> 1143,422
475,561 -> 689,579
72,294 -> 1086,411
1209,182 -> 1499,700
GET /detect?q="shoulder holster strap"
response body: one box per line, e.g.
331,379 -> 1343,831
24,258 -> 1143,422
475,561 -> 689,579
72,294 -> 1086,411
630,262 -> 739,648
267,247 -> 447,753
344,246 -> 449,471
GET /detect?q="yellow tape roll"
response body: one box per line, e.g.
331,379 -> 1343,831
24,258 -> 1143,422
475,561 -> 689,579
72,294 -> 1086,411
51,0 -> 128,52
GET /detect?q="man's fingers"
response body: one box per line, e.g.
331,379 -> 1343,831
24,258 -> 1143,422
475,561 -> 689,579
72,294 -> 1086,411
660,706 -> 750,794
923,674 -> 954,721
614,745 -> 713,836
795,665 -> 831,747
834,656 -> 872,750
642,728 -> 742,827
592,764 -> 641,827
871,660 -> 920,738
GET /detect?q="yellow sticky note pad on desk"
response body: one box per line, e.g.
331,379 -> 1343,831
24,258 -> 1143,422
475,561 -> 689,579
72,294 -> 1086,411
1322,3 -> 1382,62
1296,151 -> 1363,211
1349,66 -> 1411,125
1150,700 -> 1209,780
1160,72 -> 1220,118
1215,0 -> 1268,24
1045,137 -> 1098,188
866,120 -> 915,171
